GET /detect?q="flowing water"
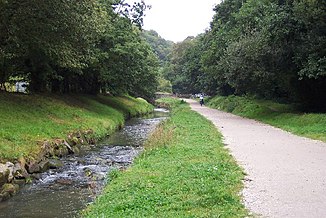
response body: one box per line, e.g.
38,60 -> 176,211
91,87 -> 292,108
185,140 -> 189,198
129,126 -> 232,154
0,108 -> 169,218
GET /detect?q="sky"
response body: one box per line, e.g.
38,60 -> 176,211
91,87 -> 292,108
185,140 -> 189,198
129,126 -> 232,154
141,0 -> 221,42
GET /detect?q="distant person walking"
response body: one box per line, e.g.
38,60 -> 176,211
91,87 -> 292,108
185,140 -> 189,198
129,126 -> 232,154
199,94 -> 204,106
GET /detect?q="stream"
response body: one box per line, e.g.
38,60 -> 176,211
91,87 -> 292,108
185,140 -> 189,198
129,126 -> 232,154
0,108 -> 169,218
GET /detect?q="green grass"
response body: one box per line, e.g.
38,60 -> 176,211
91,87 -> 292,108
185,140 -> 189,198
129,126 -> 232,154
155,97 -> 186,109
0,92 -> 153,162
207,95 -> 326,142
83,98 -> 248,218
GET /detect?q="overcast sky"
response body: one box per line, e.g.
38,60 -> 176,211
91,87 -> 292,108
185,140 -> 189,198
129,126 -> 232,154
141,0 -> 221,42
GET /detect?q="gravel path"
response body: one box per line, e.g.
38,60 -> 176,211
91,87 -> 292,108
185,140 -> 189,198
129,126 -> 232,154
185,99 -> 326,218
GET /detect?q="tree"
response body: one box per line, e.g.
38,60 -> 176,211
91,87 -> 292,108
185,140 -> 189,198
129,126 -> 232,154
0,0 -> 103,92
292,0 -> 326,110
164,0 -> 326,110
0,0 -> 159,99
141,30 -> 174,66
201,0 -> 245,96
162,36 -> 205,94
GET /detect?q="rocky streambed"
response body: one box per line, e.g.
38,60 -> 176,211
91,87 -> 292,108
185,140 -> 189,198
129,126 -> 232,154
0,108 -> 169,218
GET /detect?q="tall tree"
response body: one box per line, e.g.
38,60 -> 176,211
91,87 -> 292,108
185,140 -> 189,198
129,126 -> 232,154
141,30 -> 174,65
165,0 -> 326,110
0,0 -> 159,99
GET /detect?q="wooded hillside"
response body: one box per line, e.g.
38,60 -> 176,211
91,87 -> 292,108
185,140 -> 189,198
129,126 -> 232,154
163,0 -> 325,111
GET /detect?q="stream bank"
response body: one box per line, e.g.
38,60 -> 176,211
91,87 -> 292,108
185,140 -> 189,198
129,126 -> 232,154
83,99 -> 247,217
0,94 -> 154,202
0,108 -> 169,217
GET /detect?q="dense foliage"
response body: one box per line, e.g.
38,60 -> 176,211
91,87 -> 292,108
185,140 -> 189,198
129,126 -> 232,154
0,0 -> 159,99
141,30 -> 174,65
163,0 -> 326,111
163,36 -> 207,94
141,29 -> 174,93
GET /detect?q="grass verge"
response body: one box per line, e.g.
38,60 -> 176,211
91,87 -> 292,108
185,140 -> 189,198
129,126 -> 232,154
207,95 -> 326,142
0,92 -> 153,162
83,98 -> 248,218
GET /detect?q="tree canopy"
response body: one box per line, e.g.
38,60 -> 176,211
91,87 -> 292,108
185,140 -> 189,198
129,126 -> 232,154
141,29 -> 174,93
0,0 -> 159,99
162,0 -> 326,111
141,30 -> 174,66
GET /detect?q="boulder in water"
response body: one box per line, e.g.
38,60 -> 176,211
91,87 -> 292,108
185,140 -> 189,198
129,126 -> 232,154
26,161 -> 41,174
0,183 -> 19,201
48,159 -> 64,169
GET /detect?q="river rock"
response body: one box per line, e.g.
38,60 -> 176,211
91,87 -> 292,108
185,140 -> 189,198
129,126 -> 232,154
1,183 -> 19,197
63,140 -> 74,154
54,143 -> 69,157
41,141 -> 54,157
18,156 -> 26,167
27,159 -> 50,174
48,159 -> 64,169
13,162 -> 28,179
5,162 -> 15,182
1,183 -> 18,193
69,136 -> 79,146
31,173 -> 41,180
38,160 -> 51,172
77,159 -> 86,165
88,137 -> 96,145
0,164 -> 10,186
26,161 -> 40,174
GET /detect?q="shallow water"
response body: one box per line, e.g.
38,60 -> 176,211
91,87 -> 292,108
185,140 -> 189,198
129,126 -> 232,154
0,108 -> 169,218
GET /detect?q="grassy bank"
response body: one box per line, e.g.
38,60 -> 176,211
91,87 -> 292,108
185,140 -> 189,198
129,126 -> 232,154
83,98 -> 247,217
207,95 -> 326,142
0,92 -> 153,162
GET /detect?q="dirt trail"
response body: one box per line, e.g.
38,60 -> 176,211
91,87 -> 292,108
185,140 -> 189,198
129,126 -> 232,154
185,99 -> 326,218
